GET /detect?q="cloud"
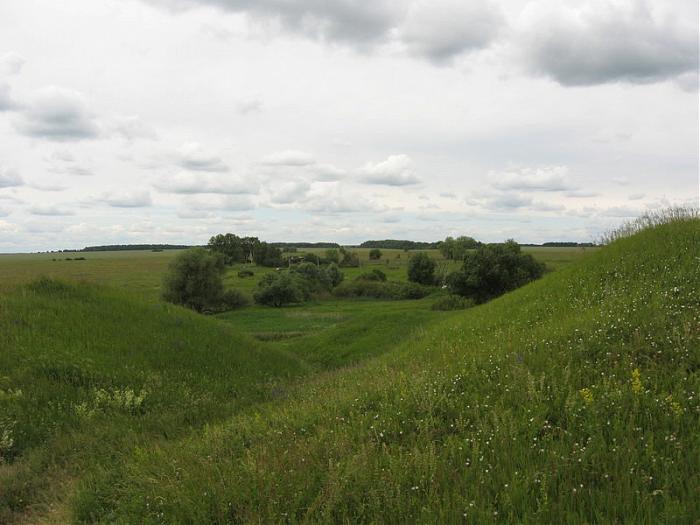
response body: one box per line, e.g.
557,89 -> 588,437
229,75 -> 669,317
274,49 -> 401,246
154,172 -> 258,194
14,86 -> 100,141
0,52 -> 26,76
145,0 -> 399,48
566,189 -> 600,198
30,204 -> 75,216
311,163 -> 346,181
519,0 -> 699,86
183,194 -> 255,211
45,150 -> 95,177
110,115 -> 158,140
261,149 -> 315,167
28,182 -> 68,192
0,166 -> 23,188
100,189 -> 152,207
485,193 -> 533,210
0,83 -> 17,111
399,0 -> 503,63
270,180 -> 311,204
177,142 -> 229,172
236,99 -> 263,115
359,154 -> 421,186
491,166 -> 574,192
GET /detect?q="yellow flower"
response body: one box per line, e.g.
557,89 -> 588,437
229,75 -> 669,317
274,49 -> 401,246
631,368 -> 643,395
665,395 -> 682,416
579,388 -> 594,405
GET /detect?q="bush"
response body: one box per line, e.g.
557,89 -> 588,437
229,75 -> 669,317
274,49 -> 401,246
407,252 -> 436,285
338,248 -> 360,268
254,273 -> 305,307
368,248 -> 382,260
355,269 -> 387,282
221,289 -> 251,310
162,248 -> 226,312
237,269 -> 255,278
431,295 -> 475,311
447,240 -> 545,303
325,263 -> 344,288
332,280 -> 431,300
325,249 -> 340,264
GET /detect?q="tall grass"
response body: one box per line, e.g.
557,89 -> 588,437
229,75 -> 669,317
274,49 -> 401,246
600,205 -> 699,244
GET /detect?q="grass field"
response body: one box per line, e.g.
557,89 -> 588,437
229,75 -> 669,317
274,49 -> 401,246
1,226 -> 697,524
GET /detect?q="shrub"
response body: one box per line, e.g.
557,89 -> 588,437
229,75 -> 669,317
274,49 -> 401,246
355,269 -> 387,282
254,273 -> 305,307
368,248 -> 382,260
338,248 -> 360,268
446,240 -> 545,303
162,248 -> 226,312
237,269 -> 255,278
431,295 -> 475,311
407,252 -> 436,285
325,263 -> 344,288
332,280 -> 430,300
325,248 -> 340,264
221,289 -> 251,310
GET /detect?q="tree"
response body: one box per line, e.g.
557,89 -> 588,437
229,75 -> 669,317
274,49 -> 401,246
407,252 -> 436,285
252,242 -> 283,267
325,248 -> 340,264
254,272 -> 305,307
438,235 -> 480,260
325,263 -> 344,287
208,233 -> 248,264
446,240 -> 545,303
339,247 -> 360,267
368,248 -> 382,260
162,248 -> 226,312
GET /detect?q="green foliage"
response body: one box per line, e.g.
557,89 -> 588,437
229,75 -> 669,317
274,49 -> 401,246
162,248 -> 226,312
356,269 -> 387,282
221,289 -> 251,310
360,239 -> 438,250
407,252 -> 437,285
253,272 -> 305,307
438,235 -> 480,259
338,247 -> 360,268
447,240 -> 545,303
333,279 -> 431,300
431,294 -> 475,311
368,248 -> 382,260
237,269 -> 255,278
325,263 -> 344,288
252,242 -> 283,268
325,248 -> 340,264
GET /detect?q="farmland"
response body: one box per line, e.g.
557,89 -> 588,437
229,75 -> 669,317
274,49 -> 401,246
1,224 -> 698,524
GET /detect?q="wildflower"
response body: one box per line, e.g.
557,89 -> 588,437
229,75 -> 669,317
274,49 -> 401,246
579,388 -> 594,405
665,395 -> 682,416
631,368 -> 643,395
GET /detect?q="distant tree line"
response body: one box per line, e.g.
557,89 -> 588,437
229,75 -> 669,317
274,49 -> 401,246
360,239 -> 439,250
436,236 -> 481,260
81,244 -> 195,252
207,233 -> 283,267
271,242 -> 340,249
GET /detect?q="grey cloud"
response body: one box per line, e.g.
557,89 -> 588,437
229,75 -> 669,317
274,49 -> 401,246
154,172 -> 259,194
178,142 -> 229,172
0,166 -> 23,188
491,166 -> 574,192
30,204 -> 75,216
46,150 -> 94,177
566,189 -> 600,198
100,190 -> 153,208
236,99 -> 263,115
28,182 -> 68,192
311,163 -> 346,181
399,0 -> 503,63
261,149 -> 315,167
0,83 -> 17,111
360,154 -> 421,186
485,193 -> 532,210
14,86 -> 100,141
146,0 -> 400,48
520,1 -> 699,86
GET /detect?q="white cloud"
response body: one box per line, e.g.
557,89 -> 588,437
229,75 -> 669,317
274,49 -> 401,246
100,189 -> 153,208
270,180 -> 311,204
14,86 -> 100,141
154,172 -> 258,194
0,83 -> 17,111
46,150 -> 94,177
311,163 -> 347,181
359,154 -> 421,186
30,204 -> 75,216
261,149 -> 315,167
491,166 -> 574,192
177,142 -> 229,172
183,194 -> 255,211
0,52 -> 25,76
110,115 -> 158,141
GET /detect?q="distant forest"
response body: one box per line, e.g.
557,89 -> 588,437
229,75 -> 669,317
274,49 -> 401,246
80,244 -> 196,252
359,240 -> 439,250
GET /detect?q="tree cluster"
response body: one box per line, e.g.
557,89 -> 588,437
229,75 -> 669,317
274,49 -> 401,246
207,233 -> 283,267
254,263 -> 344,307
437,236 -> 480,260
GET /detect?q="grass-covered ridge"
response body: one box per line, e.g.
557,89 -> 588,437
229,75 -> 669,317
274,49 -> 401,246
71,219 -> 699,522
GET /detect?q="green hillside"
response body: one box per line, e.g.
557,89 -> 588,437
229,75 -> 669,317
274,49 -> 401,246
1,219 -> 698,523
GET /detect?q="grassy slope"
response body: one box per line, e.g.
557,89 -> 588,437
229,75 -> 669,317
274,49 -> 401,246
77,220 -> 699,523
0,280 -> 308,523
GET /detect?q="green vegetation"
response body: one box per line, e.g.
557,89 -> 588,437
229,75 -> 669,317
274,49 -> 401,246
3,219 -> 697,523
407,251 -> 437,285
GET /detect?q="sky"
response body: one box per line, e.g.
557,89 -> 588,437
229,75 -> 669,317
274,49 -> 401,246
0,0 -> 697,252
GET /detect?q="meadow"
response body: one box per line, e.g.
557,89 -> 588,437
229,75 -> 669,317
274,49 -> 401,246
1,227 -> 698,524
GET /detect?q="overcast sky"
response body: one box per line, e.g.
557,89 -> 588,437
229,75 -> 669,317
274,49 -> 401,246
0,0 -> 697,251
